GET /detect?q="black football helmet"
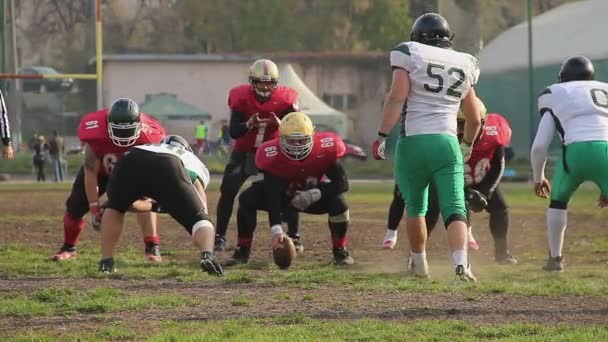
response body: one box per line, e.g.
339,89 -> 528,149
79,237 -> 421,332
161,134 -> 193,152
107,98 -> 141,147
558,56 -> 594,82
410,13 -> 453,48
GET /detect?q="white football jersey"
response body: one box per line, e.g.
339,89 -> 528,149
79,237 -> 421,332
135,143 -> 210,189
390,41 -> 479,136
538,80 -> 608,145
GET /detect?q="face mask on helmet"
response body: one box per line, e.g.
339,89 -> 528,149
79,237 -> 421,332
108,121 -> 141,147
280,133 -> 313,160
249,59 -> 279,101
251,79 -> 278,99
278,111 -> 315,160
107,98 -> 142,147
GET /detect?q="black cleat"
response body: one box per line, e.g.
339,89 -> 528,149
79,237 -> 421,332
289,234 -> 304,253
98,257 -> 116,273
200,251 -> 225,276
144,243 -> 162,262
333,247 -> 355,266
224,246 -> 250,266
214,235 -> 226,252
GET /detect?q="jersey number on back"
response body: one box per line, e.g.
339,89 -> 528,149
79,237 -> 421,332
590,88 -> 608,110
424,63 -> 465,98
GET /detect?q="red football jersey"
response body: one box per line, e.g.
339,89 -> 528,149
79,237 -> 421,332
256,132 -> 346,191
77,109 -> 167,176
464,113 -> 511,186
228,84 -> 298,152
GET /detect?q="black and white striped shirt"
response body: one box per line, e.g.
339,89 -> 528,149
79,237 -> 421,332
0,89 -> 10,146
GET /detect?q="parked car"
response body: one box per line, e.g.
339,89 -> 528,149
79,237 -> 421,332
20,66 -> 74,93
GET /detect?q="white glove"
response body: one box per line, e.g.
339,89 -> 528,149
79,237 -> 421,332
291,188 -> 322,211
460,142 -> 473,163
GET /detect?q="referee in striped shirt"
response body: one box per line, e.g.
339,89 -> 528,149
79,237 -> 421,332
0,89 -> 13,160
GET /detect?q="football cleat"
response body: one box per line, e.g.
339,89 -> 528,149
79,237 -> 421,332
382,230 -> 398,250
98,257 -> 116,273
200,251 -> 225,276
51,244 -> 77,261
333,247 -> 355,266
144,243 -> 162,262
454,264 -> 477,283
543,256 -> 564,272
225,246 -> 250,266
214,235 -> 226,252
406,255 -> 430,278
289,234 -> 304,253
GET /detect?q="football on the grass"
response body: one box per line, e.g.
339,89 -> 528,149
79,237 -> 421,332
273,237 -> 297,270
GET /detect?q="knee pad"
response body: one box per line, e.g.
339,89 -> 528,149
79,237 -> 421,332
549,200 -> 568,210
192,219 -> 214,236
329,210 -> 350,223
444,213 -> 467,228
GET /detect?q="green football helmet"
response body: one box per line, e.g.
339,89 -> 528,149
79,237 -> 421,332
107,98 -> 141,146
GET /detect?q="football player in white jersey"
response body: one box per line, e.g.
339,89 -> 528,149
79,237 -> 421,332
97,135 -> 224,276
531,56 -> 608,272
373,13 -> 483,282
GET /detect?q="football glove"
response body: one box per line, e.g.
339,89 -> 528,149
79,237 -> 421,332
246,113 -> 263,130
466,189 -> 488,212
90,202 -> 104,231
266,112 -> 281,129
372,137 -> 386,160
291,189 -> 322,211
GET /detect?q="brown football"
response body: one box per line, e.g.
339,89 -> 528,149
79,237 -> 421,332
273,237 -> 297,270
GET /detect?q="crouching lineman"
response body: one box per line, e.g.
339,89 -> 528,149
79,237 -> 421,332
382,106 -> 517,265
52,98 -> 166,262
227,111 -> 355,266
531,56 -> 608,272
97,135 -> 223,276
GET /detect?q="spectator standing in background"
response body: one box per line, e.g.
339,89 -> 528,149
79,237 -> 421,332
48,130 -> 65,181
33,135 -> 48,182
195,120 -> 209,155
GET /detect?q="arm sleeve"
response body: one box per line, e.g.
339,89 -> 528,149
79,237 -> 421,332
530,113 -> 556,183
0,89 -> 11,146
229,109 -> 249,139
317,162 -> 349,198
474,147 -> 505,198
280,104 -> 298,116
263,172 -> 289,226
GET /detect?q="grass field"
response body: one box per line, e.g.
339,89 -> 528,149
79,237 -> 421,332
1,181 -> 608,340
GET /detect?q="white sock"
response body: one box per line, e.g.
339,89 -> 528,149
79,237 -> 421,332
384,229 -> 397,241
452,249 -> 467,267
547,208 -> 567,258
411,251 -> 426,264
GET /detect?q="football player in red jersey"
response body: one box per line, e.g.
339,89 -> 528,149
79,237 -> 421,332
382,105 -> 517,265
51,98 -> 167,262
226,111 -> 355,266
215,59 -> 301,252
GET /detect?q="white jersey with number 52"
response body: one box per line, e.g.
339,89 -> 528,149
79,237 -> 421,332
390,41 -> 479,136
538,81 -> 608,145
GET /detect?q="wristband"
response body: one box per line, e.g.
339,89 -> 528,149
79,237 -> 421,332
377,131 -> 388,138
270,224 -> 283,236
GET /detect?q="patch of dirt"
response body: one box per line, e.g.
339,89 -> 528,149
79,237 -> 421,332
2,187 -> 608,336
1,278 -> 608,334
